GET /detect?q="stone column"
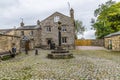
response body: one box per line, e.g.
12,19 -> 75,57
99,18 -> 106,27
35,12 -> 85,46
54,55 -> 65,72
58,21 -> 62,47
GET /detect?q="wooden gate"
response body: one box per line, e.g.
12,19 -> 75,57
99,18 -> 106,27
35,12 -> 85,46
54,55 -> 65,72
75,39 -> 104,46
75,40 -> 92,46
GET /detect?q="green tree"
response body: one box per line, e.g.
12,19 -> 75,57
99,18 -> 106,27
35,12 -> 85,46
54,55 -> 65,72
75,20 -> 85,39
91,0 -> 120,39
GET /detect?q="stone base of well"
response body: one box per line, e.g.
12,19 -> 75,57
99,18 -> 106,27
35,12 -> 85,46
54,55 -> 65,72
47,47 -> 73,59
47,53 -> 73,59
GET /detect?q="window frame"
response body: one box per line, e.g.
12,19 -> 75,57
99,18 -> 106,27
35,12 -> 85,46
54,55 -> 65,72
54,16 -> 60,22
62,25 -> 67,32
46,26 -> 51,32
62,37 -> 67,43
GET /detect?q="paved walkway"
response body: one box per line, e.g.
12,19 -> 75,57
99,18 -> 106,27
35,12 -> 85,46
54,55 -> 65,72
76,46 -> 106,50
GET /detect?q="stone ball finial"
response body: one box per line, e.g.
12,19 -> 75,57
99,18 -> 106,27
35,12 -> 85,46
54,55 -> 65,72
58,21 -> 62,30
58,21 -> 61,25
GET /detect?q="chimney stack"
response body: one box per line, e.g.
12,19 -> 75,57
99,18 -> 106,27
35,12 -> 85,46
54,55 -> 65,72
20,21 -> 24,27
70,8 -> 74,20
37,20 -> 40,25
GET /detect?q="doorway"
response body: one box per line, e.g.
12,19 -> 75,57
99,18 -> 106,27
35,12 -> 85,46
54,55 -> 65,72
46,38 -> 52,49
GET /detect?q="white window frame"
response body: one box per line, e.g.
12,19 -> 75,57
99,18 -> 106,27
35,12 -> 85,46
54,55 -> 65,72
62,25 -> 67,32
54,16 -> 60,22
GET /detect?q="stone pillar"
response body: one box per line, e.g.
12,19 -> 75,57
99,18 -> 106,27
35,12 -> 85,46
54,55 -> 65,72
58,21 -> 62,46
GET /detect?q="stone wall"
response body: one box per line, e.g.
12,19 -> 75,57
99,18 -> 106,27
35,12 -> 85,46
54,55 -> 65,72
33,29 -> 42,47
0,36 -> 8,52
111,35 -> 120,51
91,39 -> 104,46
104,35 -> 120,51
41,12 -> 75,49
0,35 -> 20,53
104,38 -> 111,49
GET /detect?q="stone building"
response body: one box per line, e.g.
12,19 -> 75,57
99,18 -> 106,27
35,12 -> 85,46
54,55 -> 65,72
104,31 -> 120,51
0,8 -> 75,51
15,20 -> 41,50
40,10 -> 75,49
15,8 -> 75,50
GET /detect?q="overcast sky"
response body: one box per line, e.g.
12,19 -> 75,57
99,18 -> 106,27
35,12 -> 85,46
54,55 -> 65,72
0,0 -> 120,39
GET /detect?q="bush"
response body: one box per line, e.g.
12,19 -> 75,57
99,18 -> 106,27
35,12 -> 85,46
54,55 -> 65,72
1,55 -> 11,61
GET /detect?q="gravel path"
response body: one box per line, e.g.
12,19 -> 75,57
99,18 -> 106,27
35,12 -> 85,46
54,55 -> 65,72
0,49 -> 119,80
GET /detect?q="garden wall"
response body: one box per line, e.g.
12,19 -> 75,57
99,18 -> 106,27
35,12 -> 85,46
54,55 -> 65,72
0,35 -> 20,53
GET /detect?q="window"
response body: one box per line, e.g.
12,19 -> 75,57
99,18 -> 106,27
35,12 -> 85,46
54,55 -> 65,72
62,37 -> 67,43
30,31 -> 33,36
109,40 -> 112,45
54,16 -> 60,22
62,25 -> 67,32
21,31 -> 24,36
46,26 -> 51,32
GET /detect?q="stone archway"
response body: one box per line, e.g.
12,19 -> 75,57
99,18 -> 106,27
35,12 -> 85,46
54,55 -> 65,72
20,36 -> 30,51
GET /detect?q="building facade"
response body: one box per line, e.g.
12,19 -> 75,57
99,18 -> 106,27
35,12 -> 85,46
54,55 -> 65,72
40,11 -> 75,49
104,31 -> 120,51
15,9 -> 75,50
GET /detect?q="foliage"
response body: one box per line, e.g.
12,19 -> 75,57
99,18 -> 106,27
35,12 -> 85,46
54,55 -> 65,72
75,20 -> 85,39
1,55 -> 11,61
92,0 -> 120,39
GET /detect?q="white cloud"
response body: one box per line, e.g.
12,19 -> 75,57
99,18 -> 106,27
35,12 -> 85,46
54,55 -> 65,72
0,0 -> 120,38
78,30 -> 96,39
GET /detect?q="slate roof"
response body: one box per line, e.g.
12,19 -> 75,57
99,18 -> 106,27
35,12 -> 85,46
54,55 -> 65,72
104,31 -> 120,38
17,25 -> 37,30
0,29 -> 13,34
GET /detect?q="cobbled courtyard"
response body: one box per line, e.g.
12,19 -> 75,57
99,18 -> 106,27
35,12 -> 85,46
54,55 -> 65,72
0,49 -> 120,80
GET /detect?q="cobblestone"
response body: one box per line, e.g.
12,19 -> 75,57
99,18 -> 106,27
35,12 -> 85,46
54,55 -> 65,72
0,49 -> 120,80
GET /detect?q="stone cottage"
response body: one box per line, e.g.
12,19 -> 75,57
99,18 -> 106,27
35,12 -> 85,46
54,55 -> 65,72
15,20 -> 41,50
104,31 -> 120,51
15,8 -> 75,50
